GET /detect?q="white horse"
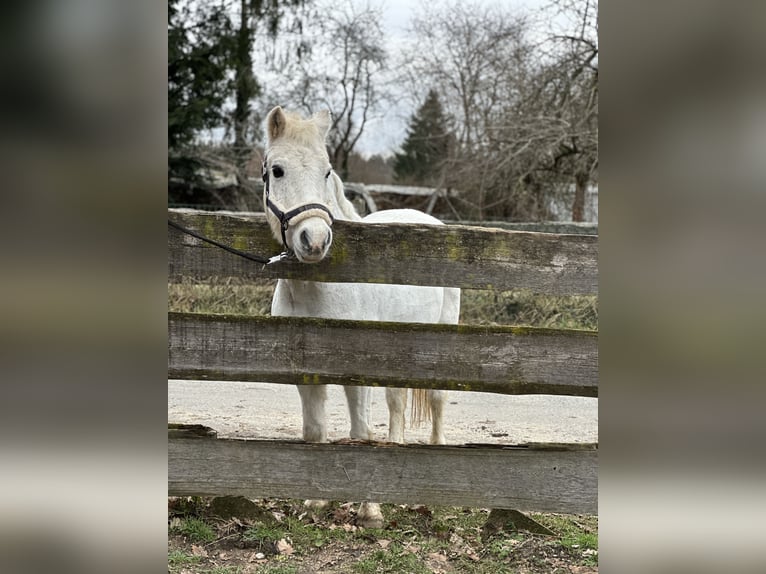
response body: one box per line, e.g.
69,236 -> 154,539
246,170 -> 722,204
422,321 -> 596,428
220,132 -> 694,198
263,106 -> 460,528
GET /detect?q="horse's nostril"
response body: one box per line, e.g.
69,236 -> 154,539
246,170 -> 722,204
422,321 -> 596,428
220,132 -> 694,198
323,234 -> 331,249
300,230 -> 311,249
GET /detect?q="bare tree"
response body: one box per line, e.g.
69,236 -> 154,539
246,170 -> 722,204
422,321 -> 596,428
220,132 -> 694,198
262,0 -> 388,179
402,2 -> 530,151
400,1 -> 546,220
398,0 -> 598,221
541,0 -> 598,221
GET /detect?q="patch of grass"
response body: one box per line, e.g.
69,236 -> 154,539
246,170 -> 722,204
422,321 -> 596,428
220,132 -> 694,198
168,549 -> 201,569
285,516 -> 347,549
353,543 -> 429,574
243,523 -> 284,544
254,566 -> 298,574
485,536 -> 523,560
168,278 -> 275,315
461,289 -> 598,329
561,530 -> 598,551
244,515 -> 347,554
174,517 -> 217,543
203,567 -> 244,574
168,279 -> 598,330
449,555 -> 517,574
242,516 -> 349,554
533,514 -> 597,546
532,513 -> 598,565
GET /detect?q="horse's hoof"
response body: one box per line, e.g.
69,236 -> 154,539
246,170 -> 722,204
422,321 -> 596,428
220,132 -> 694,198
356,507 -> 385,529
357,514 -> 384,529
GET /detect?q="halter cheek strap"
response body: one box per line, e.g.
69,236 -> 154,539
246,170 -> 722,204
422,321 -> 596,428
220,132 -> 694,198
262,161 -> 335,249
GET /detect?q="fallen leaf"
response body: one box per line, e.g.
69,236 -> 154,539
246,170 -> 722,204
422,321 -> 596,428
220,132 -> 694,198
412,505 -> 432,516
377,539 -> 391,549
191,545 -> 208,557
276,538 -> 294,555
428,552 -> 448,563
332,507 -> 352,522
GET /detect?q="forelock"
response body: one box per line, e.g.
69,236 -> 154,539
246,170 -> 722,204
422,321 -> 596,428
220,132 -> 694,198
278,111 -> 326,150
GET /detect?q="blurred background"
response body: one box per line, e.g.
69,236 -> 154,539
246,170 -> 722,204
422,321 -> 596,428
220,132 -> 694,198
0,0 -> 765,572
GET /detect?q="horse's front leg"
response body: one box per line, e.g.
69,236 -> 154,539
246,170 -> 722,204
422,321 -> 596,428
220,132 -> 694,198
297,384 -> 330,512
343,386 -> 383,528
297,384 -> 328,443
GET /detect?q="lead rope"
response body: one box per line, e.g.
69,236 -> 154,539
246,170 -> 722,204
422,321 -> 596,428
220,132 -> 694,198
167,219 -> 291,266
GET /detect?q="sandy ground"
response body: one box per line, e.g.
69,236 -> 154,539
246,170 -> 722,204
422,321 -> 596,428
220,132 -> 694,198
168,380 -> 597,445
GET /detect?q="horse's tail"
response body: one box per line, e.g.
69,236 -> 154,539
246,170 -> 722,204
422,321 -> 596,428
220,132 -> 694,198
410,388 -> 431,427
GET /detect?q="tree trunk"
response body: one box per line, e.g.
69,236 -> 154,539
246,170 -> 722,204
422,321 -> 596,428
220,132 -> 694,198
234,0 -> 255,168
572,171 -> 588,222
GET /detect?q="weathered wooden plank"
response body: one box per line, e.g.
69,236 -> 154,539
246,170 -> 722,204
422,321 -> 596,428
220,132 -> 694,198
168,313 -> 598,397
168,209 -> 598,295
168,428 -> 598,514
447,221 -> 598,235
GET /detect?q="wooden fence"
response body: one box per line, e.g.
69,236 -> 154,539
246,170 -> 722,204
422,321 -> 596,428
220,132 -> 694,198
168,209 -> 598,514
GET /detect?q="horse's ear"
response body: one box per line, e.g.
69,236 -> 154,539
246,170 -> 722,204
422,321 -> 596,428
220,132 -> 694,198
313,109 -> 332,139
266,106 -> 287,142
328,171 -> 362,222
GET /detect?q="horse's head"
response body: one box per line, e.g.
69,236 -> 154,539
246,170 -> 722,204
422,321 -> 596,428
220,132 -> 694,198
262,106 -> 341,263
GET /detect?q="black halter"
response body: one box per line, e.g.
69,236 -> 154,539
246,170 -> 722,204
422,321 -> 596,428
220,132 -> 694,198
262,160 -> 335,249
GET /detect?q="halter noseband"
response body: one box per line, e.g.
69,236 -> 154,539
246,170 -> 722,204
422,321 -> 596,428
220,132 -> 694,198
262,160 -> 335,249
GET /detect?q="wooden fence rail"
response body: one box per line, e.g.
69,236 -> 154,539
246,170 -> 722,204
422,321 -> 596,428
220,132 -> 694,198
168,209 -> 598,295
169,425 -> 597,514
168,209 -> 598,514
168,313 -> 597,396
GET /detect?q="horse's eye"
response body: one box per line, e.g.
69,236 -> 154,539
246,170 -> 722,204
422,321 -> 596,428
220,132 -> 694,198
325,169 -> 332,179
272,166 -> 284,178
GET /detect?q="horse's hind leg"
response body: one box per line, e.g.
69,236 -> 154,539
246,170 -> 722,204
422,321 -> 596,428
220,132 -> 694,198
429,389 -> 447,445
343,386 -> 373,440
385,387 -> 407,444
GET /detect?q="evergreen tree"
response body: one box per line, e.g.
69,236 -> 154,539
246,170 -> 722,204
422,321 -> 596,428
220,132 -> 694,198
393,89 -> 451,185
168,0 -> 308,156
168,0 -> 235,151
